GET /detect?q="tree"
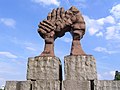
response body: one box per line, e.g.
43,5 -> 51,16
114,71 -> 120,80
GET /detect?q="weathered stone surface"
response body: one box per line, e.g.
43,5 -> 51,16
32,80 -> 60,90
64,55 -> 97,80
27,56 -> 62,81
94,80 -> 120,90
70,40 -> 85,55
5,81 -> 31,90
5,81 -> 17,90
63,80 -> 90,90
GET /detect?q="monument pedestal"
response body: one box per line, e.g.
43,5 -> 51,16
63,55 -> 97,90
64,55 -> 97,80
27,56 -> 62,81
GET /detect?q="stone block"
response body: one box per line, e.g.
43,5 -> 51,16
32,80 -> 60,90
5,81 -> 31,90
64,55 -> 97,80
27,56 -> 62,81
63,80 -> 90,90
5,81 -> 17,90
94,80 -> 120,90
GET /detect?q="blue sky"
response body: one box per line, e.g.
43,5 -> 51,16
0,0 -> 120,87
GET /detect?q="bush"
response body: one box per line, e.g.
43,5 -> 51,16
114,71 -> 120,80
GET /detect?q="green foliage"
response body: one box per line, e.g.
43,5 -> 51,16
114,71 -> 120,80
115,75 -> 120,80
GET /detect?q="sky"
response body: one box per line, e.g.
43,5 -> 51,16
0,0 -> 120,88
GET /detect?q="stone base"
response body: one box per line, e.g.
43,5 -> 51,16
33,80 -> 60,90
5,80 -> 60,90
5,80 -> 120,90
94,80 -> 120,90
63,80 -> 90,90
5,81 -> 31,90
64,55 -> 97,80
27,56 -> 62,81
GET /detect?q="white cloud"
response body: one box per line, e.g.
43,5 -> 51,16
88,27 -> 99,36
110,4 -> 120,19
96,15 -> 115,25
104,71 -> 115,79
110,71 -> 115,78
0,85 -> 5,89
94,47 -> 117,54
96,32 -> 103,37
10,37 -> 41,53
83,4 -> 120,40
105,26 -> 115,40
98,73 -> 103,80
105,26 -> 120,40
0,78 -> 5,89
26,47 -> 36,51
0,18 -> 16,28
0,52 -> 17,58
98,71 -> 116,80
84,16 -> 99,35
0,61 -> 24,75
84,15 -> 115,36
32,0 -> 60,6
104,16 -> 115,24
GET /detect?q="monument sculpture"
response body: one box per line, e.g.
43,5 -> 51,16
38,6 -> 85,56
5,6 -> 120,90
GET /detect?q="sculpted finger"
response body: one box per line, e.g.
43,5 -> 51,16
60,7 -> 65,19
39,24 -> 51,33
38,28 -> 47,36
51,9 -> 56,21
40,21 -> 54,31
65,10 -> 73,19
56,8 -> 61,20
47,13 -> 51,20
43,20 -> 54,27
69,6 -> 79,15
50,31 -> 55,37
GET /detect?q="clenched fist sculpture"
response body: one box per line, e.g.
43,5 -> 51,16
38,6 -> 86,56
